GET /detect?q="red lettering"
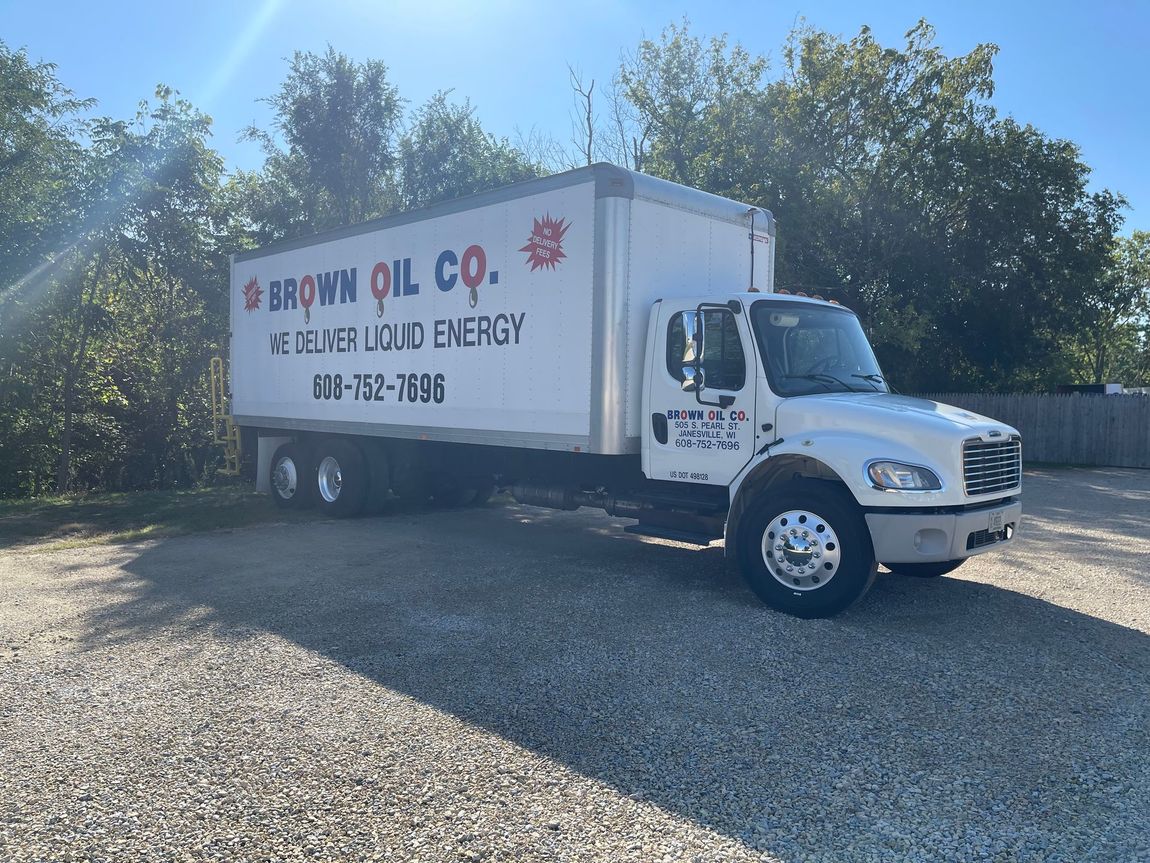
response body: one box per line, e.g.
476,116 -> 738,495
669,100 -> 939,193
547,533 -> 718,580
371,261 -> 391,299
461,245 -> 486,289
299,274 -> 316,309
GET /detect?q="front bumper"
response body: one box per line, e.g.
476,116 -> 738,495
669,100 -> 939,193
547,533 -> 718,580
865,500 -> 1022,564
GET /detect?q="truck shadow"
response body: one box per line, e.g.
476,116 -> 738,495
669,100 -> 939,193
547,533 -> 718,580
80,473 -> 1149,861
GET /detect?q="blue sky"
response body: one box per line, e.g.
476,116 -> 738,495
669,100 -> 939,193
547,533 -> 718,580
3,0 -> 1148,233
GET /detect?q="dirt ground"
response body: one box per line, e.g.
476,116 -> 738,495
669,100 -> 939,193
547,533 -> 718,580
1,467 -> 1147,862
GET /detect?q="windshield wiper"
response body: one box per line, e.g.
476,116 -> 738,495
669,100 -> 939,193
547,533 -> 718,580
852,373 -> 897,393
783,373 -> 865,393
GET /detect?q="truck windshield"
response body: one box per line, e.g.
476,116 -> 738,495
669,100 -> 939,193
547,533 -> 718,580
750,300 -> 888,396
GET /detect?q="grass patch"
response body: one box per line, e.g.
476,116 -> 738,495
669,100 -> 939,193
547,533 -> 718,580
0,483 -> 311,552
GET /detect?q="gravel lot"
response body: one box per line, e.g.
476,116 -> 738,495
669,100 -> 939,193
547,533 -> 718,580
1,467 -> 1148,863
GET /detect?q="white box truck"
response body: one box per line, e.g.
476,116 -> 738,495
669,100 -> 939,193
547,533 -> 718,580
229,164 -> 1022,617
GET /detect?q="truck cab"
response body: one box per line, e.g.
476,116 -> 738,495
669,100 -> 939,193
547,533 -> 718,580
642,292 -> 1022,617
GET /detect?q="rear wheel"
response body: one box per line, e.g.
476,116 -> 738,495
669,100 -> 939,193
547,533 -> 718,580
884,559 -> 967,578
736,483 -> 877,618
270,443 -> 313,509
361,442 -> 392,513
313,439 -> 369,518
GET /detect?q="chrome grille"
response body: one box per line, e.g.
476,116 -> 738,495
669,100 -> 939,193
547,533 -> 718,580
962,436 -> 1022,496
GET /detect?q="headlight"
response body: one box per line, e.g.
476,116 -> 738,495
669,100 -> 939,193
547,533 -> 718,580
867,460 -> 942,491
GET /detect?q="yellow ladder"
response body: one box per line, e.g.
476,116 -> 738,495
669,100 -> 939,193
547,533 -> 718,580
210,356 -> 242,476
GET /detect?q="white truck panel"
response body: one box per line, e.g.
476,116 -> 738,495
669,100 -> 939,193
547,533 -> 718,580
623,193 -> 771,438
230,165 -> 775,454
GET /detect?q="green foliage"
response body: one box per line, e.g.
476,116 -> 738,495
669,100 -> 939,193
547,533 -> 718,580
0,76 -> 228,496
0,44 -> 92,290
399,91 -> 539,209
615,20 -> 1134,391
1071,231 -> 1150,384
241,46 -> 403,240
617,19 -> 767,193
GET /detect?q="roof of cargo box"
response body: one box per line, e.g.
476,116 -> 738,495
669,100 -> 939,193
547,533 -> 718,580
233,163 -> 774,263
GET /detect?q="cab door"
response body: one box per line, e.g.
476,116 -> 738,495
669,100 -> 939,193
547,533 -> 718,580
643,301 -> 758,486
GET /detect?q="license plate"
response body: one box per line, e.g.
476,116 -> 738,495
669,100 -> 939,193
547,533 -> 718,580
988,509 -> 1005,533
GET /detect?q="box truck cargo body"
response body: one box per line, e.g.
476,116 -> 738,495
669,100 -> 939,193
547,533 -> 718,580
230,164 -> 1023,618
231,166 -> 772,454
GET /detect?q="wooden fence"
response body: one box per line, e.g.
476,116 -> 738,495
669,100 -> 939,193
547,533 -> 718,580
912,393 -> 1150,469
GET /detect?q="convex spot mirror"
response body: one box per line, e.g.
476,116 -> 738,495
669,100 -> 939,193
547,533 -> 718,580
679,310 -> 705,392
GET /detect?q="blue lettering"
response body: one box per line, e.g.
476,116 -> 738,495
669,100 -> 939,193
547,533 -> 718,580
435,249 -> 458,292
282,278 -> 298,311
269,280 -> 282,312
317,271 -> 338,306
402,257 -> 419,296
340,268 -> 356,303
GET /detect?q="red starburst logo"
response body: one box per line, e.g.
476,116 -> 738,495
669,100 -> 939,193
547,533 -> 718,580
242,276 -> 262,312
519,214 -> 570,271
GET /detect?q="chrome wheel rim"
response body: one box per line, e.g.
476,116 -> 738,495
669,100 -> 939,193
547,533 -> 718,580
272,458 -> 298,499
317,456 -> 342,503
761,509 -> 842,591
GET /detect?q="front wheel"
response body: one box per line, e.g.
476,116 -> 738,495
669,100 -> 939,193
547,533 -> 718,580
883,559 -> 967,578
736,483 -> 877,618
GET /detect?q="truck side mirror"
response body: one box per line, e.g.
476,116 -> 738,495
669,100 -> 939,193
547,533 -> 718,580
680,311 -> 703,363
681,367 -> 705,393
679,311 -> 705,391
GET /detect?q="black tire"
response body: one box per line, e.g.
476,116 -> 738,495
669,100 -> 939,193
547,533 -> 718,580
736,482 -> 877,618
883,559 -> 967,578
269,443 -> 314,510
390,458 -> 431,505
313,439 -> 369,518
361,442 -> 392,513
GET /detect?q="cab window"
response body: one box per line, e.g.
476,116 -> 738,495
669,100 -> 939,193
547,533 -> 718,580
667,309 -> 746,390
750,300 -> 888,396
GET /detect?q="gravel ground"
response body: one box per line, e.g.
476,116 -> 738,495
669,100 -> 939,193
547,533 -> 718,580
1,467 -> 1147,863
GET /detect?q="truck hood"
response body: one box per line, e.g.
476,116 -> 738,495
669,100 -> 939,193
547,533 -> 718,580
775,392 -> 1019,448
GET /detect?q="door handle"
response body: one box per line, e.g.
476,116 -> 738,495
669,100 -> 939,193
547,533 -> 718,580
651,412 -> 668,445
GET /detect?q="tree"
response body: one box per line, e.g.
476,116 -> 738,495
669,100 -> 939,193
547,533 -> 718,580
617,19 -> 767,194
398,91 -> 538,210
616,20 -> 1128,391
0,42 -> 93,495
1077,231 -> 1150,385
242,46 -> 403,240
569,66 -> 595,167
0,43 -> 93,290
0,74 -> 228,494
